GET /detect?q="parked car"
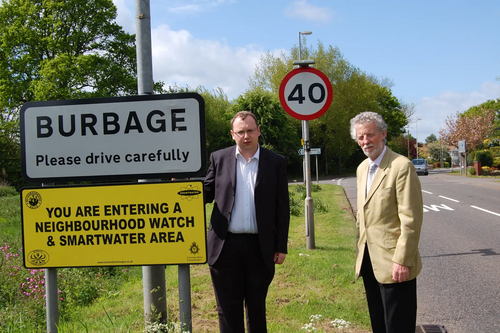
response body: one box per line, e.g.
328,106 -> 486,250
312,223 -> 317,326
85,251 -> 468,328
412,158 -> 428,175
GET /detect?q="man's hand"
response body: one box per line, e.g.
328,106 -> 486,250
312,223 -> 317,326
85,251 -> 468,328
274,252 -> 286,265
392,262 -> 409,282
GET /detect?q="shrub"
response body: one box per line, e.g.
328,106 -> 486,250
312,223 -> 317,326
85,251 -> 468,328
468,167 -> 476,175
289,196 -> 302,217
474,150 -> 493,167
314,198 -> 329,213
0,186 -> 18,197
490,146 -> 500,158
493,157 -> 500,168
467,153 -> 474,166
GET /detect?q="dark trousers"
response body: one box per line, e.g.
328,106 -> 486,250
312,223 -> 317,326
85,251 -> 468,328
209,233 -> 275,333
361,247 -> 417,333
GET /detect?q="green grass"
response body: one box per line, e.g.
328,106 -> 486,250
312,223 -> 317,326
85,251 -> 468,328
0,185 -> 370,332
0,195 -> 23,246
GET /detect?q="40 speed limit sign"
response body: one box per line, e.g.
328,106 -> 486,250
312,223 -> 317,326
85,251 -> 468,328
279,67 -> 333,120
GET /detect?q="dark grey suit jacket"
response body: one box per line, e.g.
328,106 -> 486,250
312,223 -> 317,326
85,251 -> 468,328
204,146 -> 290,270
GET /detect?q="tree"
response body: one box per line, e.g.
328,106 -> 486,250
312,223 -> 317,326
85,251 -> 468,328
0,0 -> 139,108
197,87 -> 234,157
400,102 -> 416,121
464,98 -> 500,136
0,132 -> 23,188
426,134 -> 438,144
439,108 -> 496,153
0,0 -> 144,189
426,140 -> 451,166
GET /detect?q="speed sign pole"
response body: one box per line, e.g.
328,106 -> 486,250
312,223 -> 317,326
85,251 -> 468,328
279,61 -> 333,249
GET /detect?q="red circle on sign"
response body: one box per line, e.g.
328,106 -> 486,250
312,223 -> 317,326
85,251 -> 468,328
279,67 -> 333,121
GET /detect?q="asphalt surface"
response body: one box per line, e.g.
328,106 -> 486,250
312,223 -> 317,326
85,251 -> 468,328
341,169 -> 500,217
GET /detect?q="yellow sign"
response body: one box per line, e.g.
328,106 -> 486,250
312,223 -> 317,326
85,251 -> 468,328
21,181 -> 206,268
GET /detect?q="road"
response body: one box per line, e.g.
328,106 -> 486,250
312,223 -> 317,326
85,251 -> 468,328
327,169 -> 500,333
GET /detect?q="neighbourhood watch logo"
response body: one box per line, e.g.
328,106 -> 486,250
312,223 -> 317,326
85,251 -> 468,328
25,191 -> 42,209
27,250 -> 50,266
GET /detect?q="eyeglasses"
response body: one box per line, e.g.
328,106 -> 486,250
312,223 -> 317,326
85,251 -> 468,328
232,128 -> 258,138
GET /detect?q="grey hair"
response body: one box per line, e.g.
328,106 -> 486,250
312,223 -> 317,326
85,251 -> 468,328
349,111 -> 388,141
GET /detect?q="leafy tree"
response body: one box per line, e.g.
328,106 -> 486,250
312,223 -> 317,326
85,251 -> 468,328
426,140 -> 449,164
0,0 -> 144,189
375,86 -> 406,140
0,0 -> 138,108
388,133 -> 417,159
426,134 -> 438,144
197,87 -> 234,157
464,98 -> 500,136
0,132 -> 22,188
439,108 -> 496,153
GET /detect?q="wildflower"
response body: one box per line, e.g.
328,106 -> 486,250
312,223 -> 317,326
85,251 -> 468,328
331,318 -> 351,329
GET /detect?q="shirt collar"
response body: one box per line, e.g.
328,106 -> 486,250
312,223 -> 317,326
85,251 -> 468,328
370,145 -> 386,168
235,144 -> 260,161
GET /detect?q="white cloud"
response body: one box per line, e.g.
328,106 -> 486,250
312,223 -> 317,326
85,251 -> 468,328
481,81 -> 500,97
151,24 -> 267,99
284,0 -> 334,24
413,81 -> 500,140
168,0 -> 231,14
113,0 -> 134,33
112,1 -> 282,99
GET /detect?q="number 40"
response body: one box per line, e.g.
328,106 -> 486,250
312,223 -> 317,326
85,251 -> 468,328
288,83 -> 326,104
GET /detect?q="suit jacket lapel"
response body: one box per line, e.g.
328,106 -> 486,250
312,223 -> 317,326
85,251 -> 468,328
227,147 -> 237,193
255,147 -> 268,189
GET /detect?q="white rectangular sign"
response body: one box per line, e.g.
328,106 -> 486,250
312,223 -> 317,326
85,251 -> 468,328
21,94 -> 206,183
458,140 -> 466,153
298,148 -> 321,156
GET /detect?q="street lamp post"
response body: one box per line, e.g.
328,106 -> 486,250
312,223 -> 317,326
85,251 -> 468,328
407,127 -> 410,158
416,118 -> 421,159
298,31 -> 312,61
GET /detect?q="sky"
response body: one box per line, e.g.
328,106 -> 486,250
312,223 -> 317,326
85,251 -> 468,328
113,0 -> 500,143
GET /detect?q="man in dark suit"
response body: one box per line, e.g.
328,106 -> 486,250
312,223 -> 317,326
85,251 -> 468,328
351,111 -> 423,333
204,111 -> 290,333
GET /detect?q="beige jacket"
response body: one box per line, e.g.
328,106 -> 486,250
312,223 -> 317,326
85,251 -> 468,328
355,148 -> 423,284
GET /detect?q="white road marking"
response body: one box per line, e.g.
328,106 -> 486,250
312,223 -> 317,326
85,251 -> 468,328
422,190 -> 433,194
470,205 -> 500,217
423,204 -> 454,212
438,195 -> 460,202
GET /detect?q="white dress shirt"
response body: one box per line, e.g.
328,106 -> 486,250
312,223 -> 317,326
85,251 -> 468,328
228,145 -> 260,234
366,145 -> 387,196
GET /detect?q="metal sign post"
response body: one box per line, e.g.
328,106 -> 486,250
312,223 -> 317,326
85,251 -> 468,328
458,140 -> 466,176
279,64 -> 332,250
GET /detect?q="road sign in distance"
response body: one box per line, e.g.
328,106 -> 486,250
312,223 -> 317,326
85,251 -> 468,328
298,148 -> 322,156
279,67 -> 333,121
